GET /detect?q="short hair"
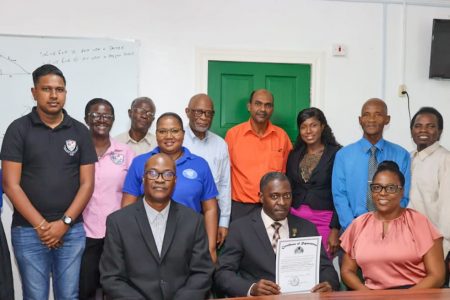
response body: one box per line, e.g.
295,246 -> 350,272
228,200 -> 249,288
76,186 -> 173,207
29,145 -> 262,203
248,89 -> 274,103
372,160 -> 405,186
131,97 -> 155,111
294,107 -> 340,151
410,107 -> 443,131
32,64 -> 66,85
84,98 -> 115,118
260,172 -> 290,192
156,112 -> 184,128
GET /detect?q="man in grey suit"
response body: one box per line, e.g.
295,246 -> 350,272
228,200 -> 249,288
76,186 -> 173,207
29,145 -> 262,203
100,153 -> 214,299
215,172 -> 339,297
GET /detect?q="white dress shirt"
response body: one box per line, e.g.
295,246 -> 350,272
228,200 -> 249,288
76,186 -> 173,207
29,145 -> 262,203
409,141 -> 450,256
143,199 -> 170,255
183,126 -> 231,228
115,131 -> 157,155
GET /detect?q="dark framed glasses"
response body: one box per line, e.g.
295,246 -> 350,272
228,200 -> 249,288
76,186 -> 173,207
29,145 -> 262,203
88,112 -> 114,121
144,169 -> 175,181
370,184 -> 403,194
188,109 -> 215,118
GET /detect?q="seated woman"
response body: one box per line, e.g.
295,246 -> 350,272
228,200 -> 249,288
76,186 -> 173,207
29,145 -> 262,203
340,161 -> 445,290
286,107 -> 341,258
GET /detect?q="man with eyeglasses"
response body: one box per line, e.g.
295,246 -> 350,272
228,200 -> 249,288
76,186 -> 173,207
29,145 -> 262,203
183,93 -> 231,247
116,96 -> 157,155
0,64 -> 97,299
215,171 -> 339,297
225,89 -> 292,221
101,153 -> 214,299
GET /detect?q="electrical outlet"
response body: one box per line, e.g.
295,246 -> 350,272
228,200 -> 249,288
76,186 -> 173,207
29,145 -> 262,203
398,84 -> 407,97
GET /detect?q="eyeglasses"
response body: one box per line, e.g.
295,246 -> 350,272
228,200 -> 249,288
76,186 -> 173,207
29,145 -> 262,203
132,108 -> 155,118
88,112 -> 114,121
370,184 -> 403,194
156,128 -> 184,136
269,192 -> 292,201
188,109 -> 215,118
144,169 -> 175,181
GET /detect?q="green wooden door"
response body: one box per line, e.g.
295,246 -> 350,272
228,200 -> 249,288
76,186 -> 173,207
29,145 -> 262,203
208,61 -> 311,141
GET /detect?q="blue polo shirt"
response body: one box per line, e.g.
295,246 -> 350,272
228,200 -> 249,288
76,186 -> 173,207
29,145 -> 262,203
123,147 -> 218,213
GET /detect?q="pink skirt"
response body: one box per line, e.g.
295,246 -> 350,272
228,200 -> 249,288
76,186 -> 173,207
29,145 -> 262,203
290,204 -> 334,258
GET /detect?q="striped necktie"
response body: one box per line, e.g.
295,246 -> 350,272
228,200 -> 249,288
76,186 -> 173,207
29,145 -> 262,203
271,222 -> 282,253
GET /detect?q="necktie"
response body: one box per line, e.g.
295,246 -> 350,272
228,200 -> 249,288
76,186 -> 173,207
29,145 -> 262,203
271,222 -> 282,253
367,146 -> 378,211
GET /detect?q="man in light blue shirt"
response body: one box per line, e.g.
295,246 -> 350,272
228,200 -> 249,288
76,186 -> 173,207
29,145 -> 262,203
183,93 -> 231,247
332,98 -> 411,230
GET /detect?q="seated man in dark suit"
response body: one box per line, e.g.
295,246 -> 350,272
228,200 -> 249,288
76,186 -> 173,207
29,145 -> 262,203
215,171 -> 339,297
100,153 -> 214,299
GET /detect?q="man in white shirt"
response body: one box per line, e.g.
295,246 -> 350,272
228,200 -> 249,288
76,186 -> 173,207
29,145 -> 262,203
409,107 -> 450,262
115,97 -> 157,155
183,93 -> 231,247
214,172 -> 339,297
100,153 -> 214,299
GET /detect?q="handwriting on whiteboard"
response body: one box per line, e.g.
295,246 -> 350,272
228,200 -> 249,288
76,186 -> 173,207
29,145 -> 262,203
39,45 -> 135,65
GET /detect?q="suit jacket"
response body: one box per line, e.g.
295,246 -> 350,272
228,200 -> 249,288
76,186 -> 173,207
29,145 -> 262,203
214,208 -> 339,297
286,144 -> 341,228
100,200 -> 214,300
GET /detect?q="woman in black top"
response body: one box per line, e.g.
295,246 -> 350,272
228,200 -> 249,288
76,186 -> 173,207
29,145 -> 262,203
286,107 -> 341,258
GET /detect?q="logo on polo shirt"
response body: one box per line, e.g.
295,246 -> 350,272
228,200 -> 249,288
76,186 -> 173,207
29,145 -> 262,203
110,152 -> 125,165
182,169 -> 198,179
64,139 -> 79,156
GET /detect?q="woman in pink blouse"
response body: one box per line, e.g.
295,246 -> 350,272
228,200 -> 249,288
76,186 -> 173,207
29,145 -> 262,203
79,98 -> 135,299
340,161 -> 445,290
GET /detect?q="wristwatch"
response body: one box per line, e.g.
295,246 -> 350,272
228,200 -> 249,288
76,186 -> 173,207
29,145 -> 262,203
61,215 -> 73,226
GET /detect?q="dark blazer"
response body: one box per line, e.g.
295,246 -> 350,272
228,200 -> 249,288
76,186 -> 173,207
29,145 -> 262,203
100,200 -> 214,300
214,208 -> 339,297
286,144 -> 341,228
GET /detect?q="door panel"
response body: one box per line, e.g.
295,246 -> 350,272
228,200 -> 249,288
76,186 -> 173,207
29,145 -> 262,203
208,60 -> 311,141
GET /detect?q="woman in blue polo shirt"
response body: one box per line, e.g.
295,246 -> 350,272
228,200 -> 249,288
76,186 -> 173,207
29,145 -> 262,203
123,112 -> 218,262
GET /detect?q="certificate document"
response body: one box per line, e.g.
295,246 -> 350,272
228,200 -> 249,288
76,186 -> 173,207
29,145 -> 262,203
275,236 -> 322,294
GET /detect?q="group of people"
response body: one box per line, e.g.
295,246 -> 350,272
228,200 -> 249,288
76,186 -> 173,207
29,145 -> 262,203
0,63 -> 448,299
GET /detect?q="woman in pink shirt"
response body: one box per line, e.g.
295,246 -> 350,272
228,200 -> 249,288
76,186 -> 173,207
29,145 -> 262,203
79,98 -> 135,299
340,161 -> 445,290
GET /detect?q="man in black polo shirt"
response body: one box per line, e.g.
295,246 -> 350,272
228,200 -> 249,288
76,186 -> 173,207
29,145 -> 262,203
1,64 -> 97,299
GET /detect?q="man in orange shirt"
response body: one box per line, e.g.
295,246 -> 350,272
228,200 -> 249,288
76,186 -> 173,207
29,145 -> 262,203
225,89 -> 292,221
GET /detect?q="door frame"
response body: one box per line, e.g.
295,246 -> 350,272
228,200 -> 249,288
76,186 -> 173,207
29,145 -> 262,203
195,48 -> 324,108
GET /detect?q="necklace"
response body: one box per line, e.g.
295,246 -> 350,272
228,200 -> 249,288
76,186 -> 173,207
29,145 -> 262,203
96,140 -> 111,158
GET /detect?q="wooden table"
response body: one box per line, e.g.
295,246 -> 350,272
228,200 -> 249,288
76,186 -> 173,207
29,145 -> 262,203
219,288 -> 450,299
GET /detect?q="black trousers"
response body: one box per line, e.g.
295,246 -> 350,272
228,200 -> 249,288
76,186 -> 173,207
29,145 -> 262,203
0,216 -> 14,300
79,237 -> 104,300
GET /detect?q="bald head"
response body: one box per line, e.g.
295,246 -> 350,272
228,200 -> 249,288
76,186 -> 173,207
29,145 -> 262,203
145,153 -> 176,172
361,98 -> 387,115
188,93 -> 213,109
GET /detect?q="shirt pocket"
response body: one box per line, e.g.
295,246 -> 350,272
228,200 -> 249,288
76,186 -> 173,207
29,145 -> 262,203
268,150 -> 284,171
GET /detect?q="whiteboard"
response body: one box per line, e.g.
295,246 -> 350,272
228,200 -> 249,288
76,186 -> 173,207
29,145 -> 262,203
0,34 -> 139,142
0,34 -> 139,299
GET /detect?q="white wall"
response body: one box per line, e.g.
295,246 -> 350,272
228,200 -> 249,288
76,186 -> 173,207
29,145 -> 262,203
1,0 -> 450,298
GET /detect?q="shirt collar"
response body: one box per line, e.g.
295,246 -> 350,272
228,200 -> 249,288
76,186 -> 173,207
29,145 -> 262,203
243,119 -> 276,138
412,141 -> 440,160
29,106 -> 72,128
185,125 -> 210,141
359,137 -> 385,153
260,209 -> 288,230
143,198 -> 171,223
125,131 -> 154,144
152,146 -> 193,164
